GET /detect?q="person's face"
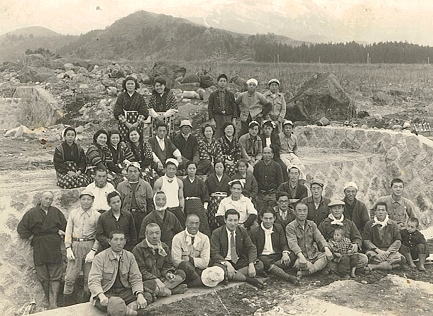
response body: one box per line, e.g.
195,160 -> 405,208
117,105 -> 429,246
129,130 -> 140,143
344,188 -> 357,201
110,133 -> 121,146
109,195 -> 122,211
217,77 -> 227,89
224,125 -> 234,137
181,126 -> 192,135
156,126 -> 167,139
80,195 -> 94,209
261,212 -> 275,229
214,162 -> 224,175
187,164 -> 197,177
375,205 -> 387,221
311,184 -> 323,199
125,80 -> 136,93
230,184 -> 242,198
331,205 -> 344,219
204,126 -> 214,139
249,125 -> 259,137
186,215 -> 200,235
391,182 -> 404,197
40,192 -> 54,208
247,82 -> 257,92
269,82 -> 279,93
263,125 -> 273,136
225,214 -> 239,231
146,226 -> 161,245
283,125 -> 293,135
288,168 -> 300,181
155,193 -> 167,209
109,233 -> 126,252
166,164 -> 177,177
127,166 -> 140,182
96,133 -> 108,146
333,230 -> 343,242
237,162 -> 247,174
406,221 -> 418,233
95,171 -> 108,187
277,196 -> 289,211
64,130 -> 76,143
262,147 -> 273,161
295,204 -> 308,221
154,82 -> 165,94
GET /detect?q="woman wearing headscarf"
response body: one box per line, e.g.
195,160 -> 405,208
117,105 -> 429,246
113,76 -> 149,140
216,122 -> 241,177
54,127 -> 92,189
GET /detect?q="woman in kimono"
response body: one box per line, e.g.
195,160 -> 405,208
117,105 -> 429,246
54,127 -> 92,189
126,127 -> 156,184
205,161 -> 231,231
113,76 -> 149,140
197,124 -> 223,175
182,161 -> 210,236
231,159 -> 258,202
216,122 -> 241,177
107,130 -> 135,175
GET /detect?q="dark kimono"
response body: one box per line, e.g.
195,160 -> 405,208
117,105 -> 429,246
217,136 -> 241,177
197,137 -> 223,175
108,141 -> 135,174
183,177 -> 211,236
127,140 -> 156,184
53,141 -> 92,189
86,143 -> 124,187
148,88 -> 177,137
205,173 -> 231,231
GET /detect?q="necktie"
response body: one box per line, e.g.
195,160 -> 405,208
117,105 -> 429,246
230,231 -> 238,264
191,236 -> 195,246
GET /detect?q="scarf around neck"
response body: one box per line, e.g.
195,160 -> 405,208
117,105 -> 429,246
145,239 -> 167,257
261,222 -> 274,235
372,215 -> 389,228
328,213 -> 344,226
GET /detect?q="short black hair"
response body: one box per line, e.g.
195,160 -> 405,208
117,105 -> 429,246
186,161 -> 197,169
260,208 -> 276,218
95,167 -> 108,175
294,201 -> 308,210
63,126 -> 76,138
236,159 -> 249,169
154,77 -> 167,86
225,209 -> 240,219
222,122 -> 236,134
375,201 -> 388,212
107,191 -> 121,204
276,191 -> 290,200
128,127 -> 141,141
93,129 -> 109,144
217,74 -> 228,82
122,76 -> 139,91
108,129 -> 122,144
156,122 -> 168,130
201,124 -> 215,136
391,178 -> 404,187
408,217 -> 420,227
109,230 -> 125,239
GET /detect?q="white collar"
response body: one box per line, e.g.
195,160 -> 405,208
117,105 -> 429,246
261,222 -> 273,234
328,214 -> 344,226
372,215 -> 389,228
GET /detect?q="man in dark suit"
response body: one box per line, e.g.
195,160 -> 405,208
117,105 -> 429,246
250,209 -> 299,285
210,209 -> 264,288
277,166 -> 308,209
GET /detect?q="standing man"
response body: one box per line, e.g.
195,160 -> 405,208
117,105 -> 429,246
286,202 -> 333,277
17,191 -> 67,309
301,180 -> 330,226
239,121 -> 263,171
96,191 -> 137,251
171,214 -> 211,287
172,120 -> 200,169
117,162 -> 154,235
343,182 -> 370,233
253,146 -> 284,209
63,189 -> 100,306
85,167 -> 116,214
154,158 -> 185,226
278,120 -> 305,180
210,209 -> 265,288
278,166 -> 308,208
374,178 -> 417,228
263,79 -> 287,132
88,230 -> 150,316
236,78 -> 272,136
208,74 -> 238,138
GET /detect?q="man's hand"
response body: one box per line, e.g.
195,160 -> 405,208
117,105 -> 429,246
247,263 -> 256,277
324,247 -> 333,261
375,249 -> 388,261
85,250 -> 96,263
98,293 -> 109,306
66,248 -> 75,261
348,243 -> 358,254
281,252 -> 291,266
166,272 -> 175,280
58,230 -> 65,236
225,261 -> 236,279
297,254 -> 308,270
136,293 -> 147,309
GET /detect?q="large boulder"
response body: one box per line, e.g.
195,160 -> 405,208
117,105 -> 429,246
286,73 -> 356,122
149,62 -> 187,88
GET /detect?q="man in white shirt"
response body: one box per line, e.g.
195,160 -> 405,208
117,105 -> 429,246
85,167 -> 116,213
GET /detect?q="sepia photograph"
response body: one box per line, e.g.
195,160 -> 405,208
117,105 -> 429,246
0,0 -> 433,315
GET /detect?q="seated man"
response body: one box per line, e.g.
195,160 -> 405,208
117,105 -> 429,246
301,179 -> 330,226
239,121 -> 263,172
278,120 -> 305,180
250,209 -> 299,285
278,166 -> 308,208
273,192 -> 296,229
374,178 -> 417,228
363,202 -> 405,271
172,120 -> 199,167
210,209 -> 265,288
286,202 -> 333,277
133,223 -> 187,298
171,214 -> 210,287
343,182 -> 370,233
88,230 -> 150,316
85,167 -> 116,214
139,191 -> 183,248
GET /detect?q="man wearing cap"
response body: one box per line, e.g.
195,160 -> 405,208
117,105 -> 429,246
278,120 -> 306,180
235,78 -> 272,136
88,230 -> 150,316
171,213 -> 210,287
173,120 -> 200,169
373,178 -> 417,228
278,166 -> 308,208
154,158 -> 185,226
208,74 -> 238,138
253,146 -> 284,209
211,209 -> 265,288
318,199 -> 368,273
63,189 -> 101,305
85,167 -> 116,214
301,180 -> 330,226
117,163 -> 154,236
139,191 -> 183,248
238,120 -> 263,170
264,79 -> 287,132
216,179 -> 258,230
286,202 -> 333,277
343,182 -> 370,233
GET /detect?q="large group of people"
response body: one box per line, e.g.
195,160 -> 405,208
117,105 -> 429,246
16,74 -> 429,314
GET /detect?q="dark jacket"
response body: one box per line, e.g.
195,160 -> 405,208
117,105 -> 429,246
231,172 -> 258,198
172,133 -> 199,162
117,178 -> 154,213
318,217 -> 363,249
148,136 -> 178,165
86,144 -> 117,173
278,181 -> 308,202
139,210 -> 183,247
259,133 -> 281,158
302,196 -> 331,226
113,91 -> 149,120
210,226 -> 257,264
344,198 -> 370,233
273,206 -> 296,230
96,209 -> 137,251
109,142 -> 135,173
53,142 -> 87,175
208,89 -> 237,119
249,223 -> 289,256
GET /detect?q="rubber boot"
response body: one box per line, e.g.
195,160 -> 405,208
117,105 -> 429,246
245,277 -> 265,289
418,254 -> 427,271
268,265 -> 299,285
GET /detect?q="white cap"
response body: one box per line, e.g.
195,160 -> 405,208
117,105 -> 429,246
180,120 -> 192,128
344,181 -> 358,191
268,78 -> 280,86
165,158 -> 179,168
282,120 -> 294,127
246,78 -> 258,86
201,266 -> 225,287
328,199 -> 345,207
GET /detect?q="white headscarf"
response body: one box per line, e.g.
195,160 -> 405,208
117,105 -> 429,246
328,213 -> 344,226
145,238 -> 167,257
153,191 -> 167,211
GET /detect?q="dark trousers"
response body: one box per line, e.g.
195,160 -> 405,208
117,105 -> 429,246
167,207 -> 186,228
214,113 -> 233,138
130,209 -> 146,245
178,261 -> 203,284
400,243 -> 429,260
95,287 -> 136,312
258,252 -> 297,271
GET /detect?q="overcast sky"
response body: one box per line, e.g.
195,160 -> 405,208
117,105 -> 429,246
1,0 -> 433,45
